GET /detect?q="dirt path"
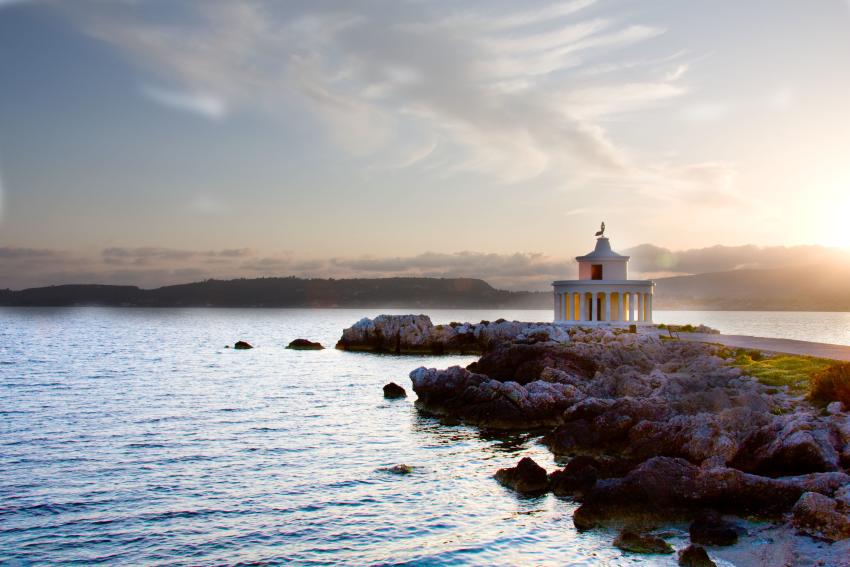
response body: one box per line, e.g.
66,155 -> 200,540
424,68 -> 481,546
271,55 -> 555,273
677,332 -> 850,362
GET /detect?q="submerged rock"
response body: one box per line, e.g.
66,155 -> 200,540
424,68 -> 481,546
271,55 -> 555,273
678,545 -> 715,567
383,382 -> 407,399
286,338 -> 324,350
494,457 -> 550,495
388,464 -> 414,475
233,341 -> 253,350
612,529 -> 673,554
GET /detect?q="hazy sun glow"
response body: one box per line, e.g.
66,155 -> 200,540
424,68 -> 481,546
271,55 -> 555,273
818,170 -> 850,249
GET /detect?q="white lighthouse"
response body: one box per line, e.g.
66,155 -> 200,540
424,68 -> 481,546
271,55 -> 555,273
552,224 -> 654,325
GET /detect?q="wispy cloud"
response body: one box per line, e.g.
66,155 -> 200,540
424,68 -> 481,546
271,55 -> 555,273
77,0 -> 704,187
141,85 -> 226,120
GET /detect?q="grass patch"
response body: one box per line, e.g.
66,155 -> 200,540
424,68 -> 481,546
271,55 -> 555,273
723,347 -> 836,394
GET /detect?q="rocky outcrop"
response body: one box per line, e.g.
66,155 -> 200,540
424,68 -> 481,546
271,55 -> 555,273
494,457 -> 549,495
383,382 -> 407,399
233,340 -> 253,350
410,365 -> 585,428
336,314 -> 569,354
286,338 -> 324,350
792,491 -> 850,541
339,316 -> 850,546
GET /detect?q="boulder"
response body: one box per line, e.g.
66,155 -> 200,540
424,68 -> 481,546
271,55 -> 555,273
286,338 -> 324,350
791,491 -> 850,541
234,341 -> 253,350
494,457 -> 550,495
383,382 -> 407,399
689,511 -> 740,546
549,456 -> 599,497
612,529 -> 673,554
828,401 -> 845,415
678,545 -> 715,567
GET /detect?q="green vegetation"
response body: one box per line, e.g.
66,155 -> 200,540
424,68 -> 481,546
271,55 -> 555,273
810,363 -> 850,407
723,347 -> 836,394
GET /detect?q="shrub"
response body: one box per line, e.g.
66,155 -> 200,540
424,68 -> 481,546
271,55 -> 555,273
809,363 -> 850,407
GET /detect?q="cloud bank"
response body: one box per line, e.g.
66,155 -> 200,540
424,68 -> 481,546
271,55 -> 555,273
3,243 -> 849,292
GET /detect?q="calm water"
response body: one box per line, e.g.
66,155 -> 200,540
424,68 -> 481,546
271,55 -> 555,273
2,308 -> 849,566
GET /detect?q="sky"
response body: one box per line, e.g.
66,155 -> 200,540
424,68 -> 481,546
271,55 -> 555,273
1,0 -> 850,290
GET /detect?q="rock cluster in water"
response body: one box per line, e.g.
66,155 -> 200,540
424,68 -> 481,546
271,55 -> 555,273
339,315 -> 850,557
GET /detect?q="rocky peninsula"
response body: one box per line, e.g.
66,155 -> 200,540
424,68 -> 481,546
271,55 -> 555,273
338,314 -> 850,565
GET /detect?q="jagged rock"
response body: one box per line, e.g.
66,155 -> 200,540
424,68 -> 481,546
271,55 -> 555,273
494,457 -> 550,495
689,511 -> 740,546
792,491 -> 850,541
234,341 -> 253,350
467,342 -> 596,385
336,314 -> 569,354
286,338 -> 324,350
574,457 -> 850,528
383,382 -> 407,399
731,416 -> 841,476
546,397 -> 671,455
678,545 -> 715,566
410,365 -> 584,428
612,529 -> 673,554
549,456 -> 600,497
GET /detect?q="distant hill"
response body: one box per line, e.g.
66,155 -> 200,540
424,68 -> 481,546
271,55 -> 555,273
654,264 -> 850,311
2,266 -> 849,310
0,277 -> 549,309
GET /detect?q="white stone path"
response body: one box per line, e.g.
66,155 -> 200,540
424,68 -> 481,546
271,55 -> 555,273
678,332 -> 850,362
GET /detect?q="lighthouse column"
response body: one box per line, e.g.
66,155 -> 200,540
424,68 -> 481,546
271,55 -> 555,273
648,293 -> 653,323
604,292 -> 611,322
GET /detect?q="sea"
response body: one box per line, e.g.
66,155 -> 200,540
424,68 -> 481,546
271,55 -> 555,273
3,308 -> 850,566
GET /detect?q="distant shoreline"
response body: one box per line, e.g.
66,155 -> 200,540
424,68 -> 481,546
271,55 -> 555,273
3,304 -> 850,314
3,274 -> 850,311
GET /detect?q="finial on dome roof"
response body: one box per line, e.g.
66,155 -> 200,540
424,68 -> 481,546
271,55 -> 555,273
594,221 -> 605,238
